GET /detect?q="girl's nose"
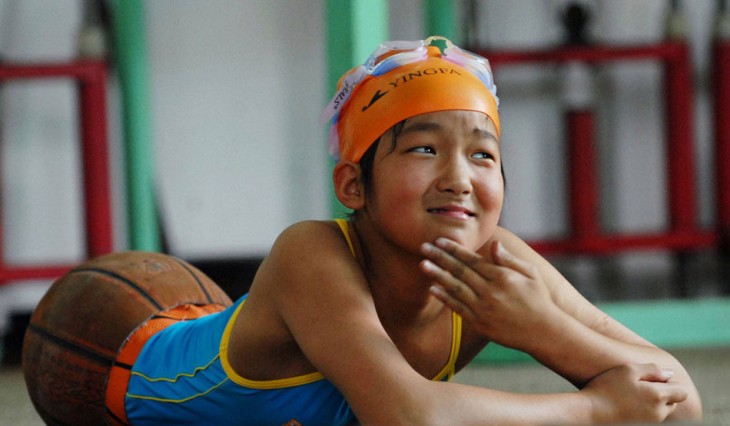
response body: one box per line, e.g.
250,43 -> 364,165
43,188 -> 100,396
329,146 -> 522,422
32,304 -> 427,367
436,158 -> 472,195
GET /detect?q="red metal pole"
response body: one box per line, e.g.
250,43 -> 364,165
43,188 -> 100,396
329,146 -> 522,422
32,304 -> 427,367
78,61 -> 113,257
663,42 -> 697,233
713,36 -> 730,245
0,129 -> 4,284
567,109 -> 600,240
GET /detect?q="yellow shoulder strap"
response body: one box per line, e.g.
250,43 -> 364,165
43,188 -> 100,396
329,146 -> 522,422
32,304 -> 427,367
446,311 -> 462,380
334,218 -> 356,257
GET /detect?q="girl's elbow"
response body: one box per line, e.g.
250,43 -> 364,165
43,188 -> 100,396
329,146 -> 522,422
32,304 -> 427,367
676,392 -> 703,422
357,388 -> 444,426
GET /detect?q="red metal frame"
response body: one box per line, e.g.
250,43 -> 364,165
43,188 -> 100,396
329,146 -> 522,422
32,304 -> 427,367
713,38 -> 730,247
0,61 -> 113,285
474,41 -> 719,255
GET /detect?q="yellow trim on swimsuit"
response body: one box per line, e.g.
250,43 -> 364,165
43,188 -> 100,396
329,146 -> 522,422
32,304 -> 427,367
220,219 -> 462,389
433,311 -> 461,381
335,219 -> 462,381
334,218 -> 356,256
220,299 -> 325,389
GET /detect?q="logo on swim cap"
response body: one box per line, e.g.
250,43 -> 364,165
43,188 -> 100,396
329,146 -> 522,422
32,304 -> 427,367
361,67 -> 466,113
362,89 -> 389,112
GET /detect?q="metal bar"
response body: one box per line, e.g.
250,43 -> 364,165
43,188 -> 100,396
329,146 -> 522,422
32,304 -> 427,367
663,42 -> 697,232
567,110 -> 599,239
78,62 -> 113,257
0,266 -> 74,283
713,35 -> 730,245
476,42 -> 685,66
0,62 -> 102,80
528,230 -> 717,255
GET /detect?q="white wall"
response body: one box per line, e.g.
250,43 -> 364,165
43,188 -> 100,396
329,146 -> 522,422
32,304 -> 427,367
0,0 -> 721,310
146,1 -> 328,259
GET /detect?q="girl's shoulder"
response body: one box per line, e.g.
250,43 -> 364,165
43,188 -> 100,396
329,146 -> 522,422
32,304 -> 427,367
259,219 -> 362,291
272,220 -> 350,255
480,225 -> 537,262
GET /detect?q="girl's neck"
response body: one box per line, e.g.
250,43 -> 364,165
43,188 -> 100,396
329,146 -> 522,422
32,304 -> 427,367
348,218 -> 445,328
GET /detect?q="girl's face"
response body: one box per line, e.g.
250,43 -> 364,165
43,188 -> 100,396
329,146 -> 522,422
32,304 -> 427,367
363,110 -> 503,253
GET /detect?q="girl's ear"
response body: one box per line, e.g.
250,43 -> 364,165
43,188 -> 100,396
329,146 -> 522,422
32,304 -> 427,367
333,161 -> 365,210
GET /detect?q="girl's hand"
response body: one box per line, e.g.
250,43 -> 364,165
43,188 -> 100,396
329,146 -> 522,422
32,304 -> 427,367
582,363 -> 688,423
419,238 -> 557,349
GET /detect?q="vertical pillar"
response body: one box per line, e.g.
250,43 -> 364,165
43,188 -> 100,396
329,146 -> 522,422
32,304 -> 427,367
567,110 -> 599,240
663,1 -> 697,234
425,0 -> 457,41
110,0 -> 161,252
560,4 -> 599,246
664,42 -> 697,233
713,2 -> 730,248
663,2 -> 696,298
78,63 -> 114,257
324,0 -> 388,218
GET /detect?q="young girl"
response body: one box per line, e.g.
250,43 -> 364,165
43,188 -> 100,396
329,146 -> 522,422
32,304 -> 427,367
121,36 -> 701,425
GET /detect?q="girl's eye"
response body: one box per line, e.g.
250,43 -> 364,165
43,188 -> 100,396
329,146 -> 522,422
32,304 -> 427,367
409,146 -> 435,154
472,151 -> 494,160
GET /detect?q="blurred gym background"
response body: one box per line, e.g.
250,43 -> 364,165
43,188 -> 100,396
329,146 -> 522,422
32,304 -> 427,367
0,0 -> 729,423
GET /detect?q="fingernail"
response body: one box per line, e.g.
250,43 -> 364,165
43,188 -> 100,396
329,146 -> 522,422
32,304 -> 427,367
421,260 -> 437,271
661,369 -> 675,379
495,241 -> 506,256
429,285 -> 445,297
434,237 -> 450,247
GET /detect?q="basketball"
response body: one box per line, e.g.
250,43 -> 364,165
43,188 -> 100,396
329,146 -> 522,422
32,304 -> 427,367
21,251 -> 233,425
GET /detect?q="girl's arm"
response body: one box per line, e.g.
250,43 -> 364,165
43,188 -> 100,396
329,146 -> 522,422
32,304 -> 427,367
421,225 -> 702,421
263,221 -> 688,425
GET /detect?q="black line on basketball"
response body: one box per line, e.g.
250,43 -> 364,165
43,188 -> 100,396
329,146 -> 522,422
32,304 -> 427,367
113,360 -> 134,370
171,256 -> 214,303
106,407 -> 130,425
27,323 -> 114,367
70,267 -> 164,310
38,409 -> 67,426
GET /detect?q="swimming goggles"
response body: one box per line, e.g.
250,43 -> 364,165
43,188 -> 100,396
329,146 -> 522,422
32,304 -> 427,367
321,35 -> 499,128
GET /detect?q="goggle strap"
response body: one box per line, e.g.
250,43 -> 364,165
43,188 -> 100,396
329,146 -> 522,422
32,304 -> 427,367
328,123 -> 340,159
320,65 -> 367,124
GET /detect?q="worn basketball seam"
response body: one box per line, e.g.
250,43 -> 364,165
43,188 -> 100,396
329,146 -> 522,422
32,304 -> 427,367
106,406 -> 130,425
170,257 -> 214,303
27,323 -> 114,367
70,267 -> 164,310
113,360 -> 134,370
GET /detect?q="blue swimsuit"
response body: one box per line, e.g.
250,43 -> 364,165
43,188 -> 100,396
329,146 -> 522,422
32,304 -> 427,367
125,220 -> 462,425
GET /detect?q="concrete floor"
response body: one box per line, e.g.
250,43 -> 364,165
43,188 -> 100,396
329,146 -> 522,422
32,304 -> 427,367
455,346 -> 730,425
1,346 -> 728,424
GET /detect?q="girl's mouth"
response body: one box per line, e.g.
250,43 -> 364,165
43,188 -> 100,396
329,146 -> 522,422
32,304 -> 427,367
427,207 -> 476,219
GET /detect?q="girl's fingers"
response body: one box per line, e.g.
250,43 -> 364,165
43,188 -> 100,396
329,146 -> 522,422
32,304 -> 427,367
490,240 -> 537,279
429,284 -> 472,317
421,242 -> 483,282
420,259 -> 478,303
635,364 -> 688,405
424,239 -> 499,283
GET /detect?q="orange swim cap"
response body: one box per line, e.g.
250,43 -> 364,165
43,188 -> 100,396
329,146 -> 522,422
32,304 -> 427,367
323,37 -> 500,163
